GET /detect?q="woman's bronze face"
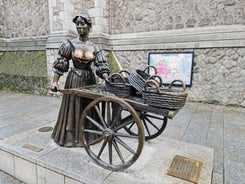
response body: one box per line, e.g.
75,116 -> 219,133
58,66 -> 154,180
75,17 -> 90,35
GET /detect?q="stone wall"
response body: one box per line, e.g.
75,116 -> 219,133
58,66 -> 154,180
109,0 -> 244,34
48,0 -> 108,34
107,0 -> 245,107
114,47 -> 245,106
0,0 -> 49,93
0,0 -> 244,107
0,0 -> 49,38
0,50 -> 48,94
49,0 -> 94,32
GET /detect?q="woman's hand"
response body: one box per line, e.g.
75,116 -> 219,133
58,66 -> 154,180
50,82 -> 59,92
49,73 -> 60,92
102,73 -> 109,82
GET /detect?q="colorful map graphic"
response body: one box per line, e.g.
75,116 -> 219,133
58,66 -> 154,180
148,53 -> 193,86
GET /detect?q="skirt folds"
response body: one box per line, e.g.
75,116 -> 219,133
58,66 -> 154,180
51,69 -> 96,146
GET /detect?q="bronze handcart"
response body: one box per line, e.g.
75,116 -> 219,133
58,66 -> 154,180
56,81 -> 186,171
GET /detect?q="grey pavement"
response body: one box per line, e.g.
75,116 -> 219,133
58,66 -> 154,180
0,170 -> 24,184
0,91 -> 244,184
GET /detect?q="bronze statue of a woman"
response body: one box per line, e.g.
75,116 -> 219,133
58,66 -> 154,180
50,12 -> 110,147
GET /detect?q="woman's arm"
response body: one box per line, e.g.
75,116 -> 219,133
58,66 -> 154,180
50,40 -> 72,92
94,50 -> 110,79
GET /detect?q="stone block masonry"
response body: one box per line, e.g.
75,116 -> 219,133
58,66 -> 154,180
109,0 -> 245,34
0,0 -> 244,106
0,50 -> 48,95
114,47 -> 245,107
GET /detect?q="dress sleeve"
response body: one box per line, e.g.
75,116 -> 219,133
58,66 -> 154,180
53,40 -> 73,75
94,50 -> 110,78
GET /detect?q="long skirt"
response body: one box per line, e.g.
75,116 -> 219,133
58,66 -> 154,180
51,69 -> 97,147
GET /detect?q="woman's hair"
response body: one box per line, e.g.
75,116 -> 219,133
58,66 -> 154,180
72,12 -> 92,28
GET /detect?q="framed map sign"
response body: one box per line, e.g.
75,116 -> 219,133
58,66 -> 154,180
148,52 -> 194,86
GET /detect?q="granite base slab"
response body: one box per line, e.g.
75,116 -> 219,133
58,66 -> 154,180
0,124 -> 213,184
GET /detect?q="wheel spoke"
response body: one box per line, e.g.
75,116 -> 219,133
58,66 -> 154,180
110,106 -> 123,128
87,136 -> 104,146
108,141 -> 112,164
106,101 -> 111,126
86,115 -> 104,131
142,118 -> 151,136
80,96 -> 144,171
121,114 -> 133,123
122,114 -> 135,130
115,137 -> 136,154
114,132 -> 139,139
114,115 -> 134,131
95,105 -> 107,128
145,116 -> 160,130
84,129 -> 103,135
112,140 -> 125,165
127,122 -> 135,131
98,140 -> 107,158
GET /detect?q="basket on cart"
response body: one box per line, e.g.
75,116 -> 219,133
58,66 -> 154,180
142,79 -> 188,110
105,71 -> 135,98
48,81 -> 183,171
128,65 -> 157,94
119,70 -> 131,83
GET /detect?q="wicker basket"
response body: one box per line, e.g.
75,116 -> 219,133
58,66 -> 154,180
119,70 -> 130,83
148,74 -> 163,87
128,65 -> 157,94
105,72 -> 134,98
142,79 -> 188,110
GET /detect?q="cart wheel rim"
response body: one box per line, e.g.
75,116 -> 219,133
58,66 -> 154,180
80,96 -> 145,171
124,111 -> 168,140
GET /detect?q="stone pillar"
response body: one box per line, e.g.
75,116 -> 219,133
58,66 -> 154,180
46,0 -> 110,88
48,0 -> 76,33
89,0 -> 108,35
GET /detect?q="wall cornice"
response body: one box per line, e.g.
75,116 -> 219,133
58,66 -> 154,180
110,25 -> 245,50
46,30 -> 77,49
46,31 -> 111,50
0,37 -> 48,52
1,25 -> 244,52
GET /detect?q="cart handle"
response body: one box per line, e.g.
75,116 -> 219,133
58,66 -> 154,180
46,86 -> 80,94
144,79 -> 161,93
119,70 -> 130,76
144,79 -> 186,92
169,80 -> 186,91
147,75 -> 163,87
143,65 -> 157,75
108,73 -> 126,84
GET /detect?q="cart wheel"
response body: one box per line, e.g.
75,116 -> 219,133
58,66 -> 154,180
80,96 -> 144,171
124,111 -> 168,140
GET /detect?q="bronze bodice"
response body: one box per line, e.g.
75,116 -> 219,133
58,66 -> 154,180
71,44 -> 96,70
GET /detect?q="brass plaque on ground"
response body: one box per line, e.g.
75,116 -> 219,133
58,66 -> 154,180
38,126 -> 53,132
23,144 -> 43,152
167,155 -> 202,183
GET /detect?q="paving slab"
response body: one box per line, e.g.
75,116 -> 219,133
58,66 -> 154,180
5,92 -> 245,183
223,106 -> 245,184
0,170 -> 24,184
103,139 -> 213,184
0,122 -> 213,184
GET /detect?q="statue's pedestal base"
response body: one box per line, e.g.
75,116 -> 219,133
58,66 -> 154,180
0,122 -> 213,184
